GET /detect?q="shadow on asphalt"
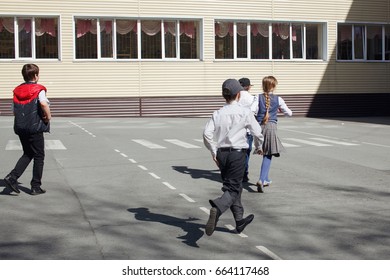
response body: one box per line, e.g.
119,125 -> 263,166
0,179 -> 33,195
308,117 -> 390,126
172,166 -> 221,183
127,207 -> 231,248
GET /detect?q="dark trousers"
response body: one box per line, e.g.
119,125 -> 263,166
9,133 -> 45,188
210,149 -> 246,221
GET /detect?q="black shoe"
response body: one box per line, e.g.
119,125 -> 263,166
205,207 -> 220,236
256,181 -> 264,193
4,175 -> 20,194
236,214 -> 254,234
31,186 -> 46,195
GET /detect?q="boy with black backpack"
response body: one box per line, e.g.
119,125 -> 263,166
4,64 -> 51,195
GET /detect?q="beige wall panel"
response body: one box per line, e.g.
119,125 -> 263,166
343,0 -> 390,22
1,0 -> 389,101
138,0 -> 273,18
273,1 -> 350,21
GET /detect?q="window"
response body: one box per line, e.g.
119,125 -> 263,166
272,23 -> 290,59
180,21 -> 199,59
337,23 -> 390,61
141,20 -> 162,59
100,19 -> 113,58
306,24 -> 322,59
251,23 -> 269,59
75,17 -> 201,60
116,19 -> 137,59
0,17 -> 15,58
0,16 -> 59,59
292,24 -> 303,59
75,18 -> 97,59
338,24 -> 352,60
354,25 -> 364,59
215,20 -> 325,60
215,21 -> 233,59
164,21 -> 176,58
237,22 -> 247,58
367,25 -> 382,60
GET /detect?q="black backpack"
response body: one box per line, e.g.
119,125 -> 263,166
13,97 -> 50,135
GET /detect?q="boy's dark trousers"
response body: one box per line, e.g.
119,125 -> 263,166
210,148 -> 246,221
9,132 -> 45,188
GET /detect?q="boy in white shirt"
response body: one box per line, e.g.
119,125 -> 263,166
203,79 -> 263,236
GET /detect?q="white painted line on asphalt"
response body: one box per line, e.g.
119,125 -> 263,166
163,182 -> 176,190
180,193 -> 195,203
44,140 -> 67,150
129,159 -> 137,163
256,246 -> 283,260
200,207 -> 210,214
362,141 -> 390,148
284,138 -> 332,147
281,142 -> 300,148
132,139 -> 166,149
225,224 -> 248,238
164,139 -> 201,148
69,121 -> 96,137
310,137 -> 359,146
149,172 -> 161,179
120,153 -> 128,158
114,149 -> 120,153
5,140 -> 67,150
138,165 -> 148,171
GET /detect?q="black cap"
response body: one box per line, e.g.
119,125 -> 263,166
222,79 -> 243,97
239,77 -> 252,87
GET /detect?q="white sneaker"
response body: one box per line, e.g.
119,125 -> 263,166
263,180 -> 272,186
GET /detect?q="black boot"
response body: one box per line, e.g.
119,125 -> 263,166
31,186 -> 46,195
236,214 -> 254,233
205,204 -> 221,236
4,175 -> 20,194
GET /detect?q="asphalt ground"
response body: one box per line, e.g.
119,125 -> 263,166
1,116 -> 390,260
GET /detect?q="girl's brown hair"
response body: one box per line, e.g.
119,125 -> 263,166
261,76 -> 278,124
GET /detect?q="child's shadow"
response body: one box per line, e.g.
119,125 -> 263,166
0,179 -> 30,195
172,166 -> 221,183
127,207 -> 229,248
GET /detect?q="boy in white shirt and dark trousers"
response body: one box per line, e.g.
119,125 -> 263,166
203,79 -> 264,236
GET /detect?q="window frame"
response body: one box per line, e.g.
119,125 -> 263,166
214,20 -> 327,61
0,15 -> 60,61
73,16 -> 202,61
337,22 -> 390,62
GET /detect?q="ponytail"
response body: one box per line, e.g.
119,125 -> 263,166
261,76 -> 278,125
262,92 -> 271,124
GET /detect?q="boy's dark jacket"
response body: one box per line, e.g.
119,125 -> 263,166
13,82 -> 50,135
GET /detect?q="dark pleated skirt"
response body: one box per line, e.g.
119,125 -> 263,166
261,121 -> 285,156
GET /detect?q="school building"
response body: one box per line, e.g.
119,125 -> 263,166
1,0 -> 389,117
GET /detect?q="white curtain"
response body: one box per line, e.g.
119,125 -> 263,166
164,21 -> 176,36
0,18 -> 15,33
236,23 -> 247,37
116,20 -> 137,35
251,23 -> 269,37
273,23 -> 289,40
0,18 -> 56,36
141,20 -> 161,35
215,22 -> 233,38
